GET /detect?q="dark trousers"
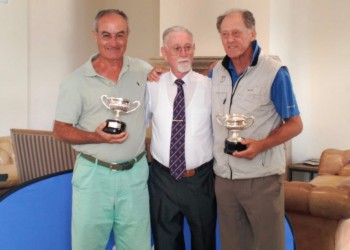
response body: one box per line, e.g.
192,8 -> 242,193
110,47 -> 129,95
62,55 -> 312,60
149,159 -> 217,250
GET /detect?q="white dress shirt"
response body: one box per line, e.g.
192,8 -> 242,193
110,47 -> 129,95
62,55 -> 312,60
146,70 -> 213,169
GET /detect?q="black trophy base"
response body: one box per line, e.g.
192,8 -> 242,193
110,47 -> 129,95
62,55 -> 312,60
224,139 -> 247,154
103,119 -> 126,134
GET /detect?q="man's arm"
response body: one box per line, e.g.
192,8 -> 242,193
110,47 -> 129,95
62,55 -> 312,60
234,115 -> 303,159
147,65 -> 169,82
53,120 -> 128,144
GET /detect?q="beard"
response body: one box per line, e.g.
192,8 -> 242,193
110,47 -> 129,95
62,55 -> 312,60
176,58 -> 192,73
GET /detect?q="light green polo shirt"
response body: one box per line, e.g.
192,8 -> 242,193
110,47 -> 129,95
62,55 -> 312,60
55,54 -> 152,162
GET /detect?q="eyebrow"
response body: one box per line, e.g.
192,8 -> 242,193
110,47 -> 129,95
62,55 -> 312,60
172,43 -> 193,47
100,30 -> 127,35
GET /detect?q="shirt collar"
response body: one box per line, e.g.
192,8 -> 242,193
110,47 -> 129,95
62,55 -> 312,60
169,70 -> 193,86
251,40 -> 260,64
84,54 -> 99,77
84,54 -> 129,80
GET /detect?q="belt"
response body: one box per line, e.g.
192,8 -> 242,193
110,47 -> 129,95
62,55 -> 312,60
153,159 -> 213,178
79,151 -> 145,171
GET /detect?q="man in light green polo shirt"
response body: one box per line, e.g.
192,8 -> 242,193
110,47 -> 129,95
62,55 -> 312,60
53,9 -> 152,250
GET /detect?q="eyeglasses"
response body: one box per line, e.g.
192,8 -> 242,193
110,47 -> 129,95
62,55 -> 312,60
97,31 -> 127,42
168,45 -> 194,56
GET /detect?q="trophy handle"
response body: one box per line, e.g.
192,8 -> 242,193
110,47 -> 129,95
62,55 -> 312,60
125,101 -> 140,113
216,114 -> 224,126
245,116 -> 254,128
101,95 -> 110,110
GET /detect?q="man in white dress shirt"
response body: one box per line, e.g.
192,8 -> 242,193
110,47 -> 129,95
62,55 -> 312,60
146,26 -> 216,250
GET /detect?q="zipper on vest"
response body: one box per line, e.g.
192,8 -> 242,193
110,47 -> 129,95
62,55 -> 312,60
228,68 -> 248,114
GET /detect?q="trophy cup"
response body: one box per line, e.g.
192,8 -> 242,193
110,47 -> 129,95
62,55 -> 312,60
216,114 -> 254,154
101,95 -> 140,134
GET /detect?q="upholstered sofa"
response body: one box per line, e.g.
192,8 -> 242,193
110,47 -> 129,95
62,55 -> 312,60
10,129 -> 77,183
285,149 -> 350,250
0,136 -> 20,188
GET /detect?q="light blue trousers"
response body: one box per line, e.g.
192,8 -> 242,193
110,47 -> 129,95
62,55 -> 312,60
71,155 -> 151,250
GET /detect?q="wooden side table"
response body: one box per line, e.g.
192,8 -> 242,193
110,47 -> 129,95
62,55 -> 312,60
287,163 -> 319,181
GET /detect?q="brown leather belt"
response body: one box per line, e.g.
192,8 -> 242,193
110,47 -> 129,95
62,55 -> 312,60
79,151 -> 145,171
152,159 -> 213,178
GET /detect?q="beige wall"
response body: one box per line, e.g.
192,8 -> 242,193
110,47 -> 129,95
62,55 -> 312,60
270,0 -> 350,161
1,0 -> 159,135
28,1 -> 97,131
0,1 -> 28,134
159,0 -> 271,56
1,0 -> 350,162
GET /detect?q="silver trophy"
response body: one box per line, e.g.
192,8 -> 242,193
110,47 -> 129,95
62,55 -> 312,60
101,95 -> 140,134
216,114 -> 254,154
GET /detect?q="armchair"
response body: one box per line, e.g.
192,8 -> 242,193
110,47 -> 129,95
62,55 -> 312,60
0,136 -> 20,188
285,149 -> 350,250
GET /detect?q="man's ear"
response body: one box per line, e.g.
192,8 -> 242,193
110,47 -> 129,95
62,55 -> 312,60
250,29 -> 257,42
92,30 -> 98,41
161,46 -> 168,61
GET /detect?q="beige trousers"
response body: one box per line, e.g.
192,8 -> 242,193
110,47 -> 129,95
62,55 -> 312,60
215,174 -> 285,250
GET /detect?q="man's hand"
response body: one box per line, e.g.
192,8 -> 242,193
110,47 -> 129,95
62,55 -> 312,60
96,122 -> 128,144
147,66 -> 169,82
232,138 -> 264,160
53,120 -> 128,144
202,60 -> 219,76
232,115 -> 303,160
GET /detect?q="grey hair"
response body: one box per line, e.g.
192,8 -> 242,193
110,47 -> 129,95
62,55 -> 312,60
93,9 -> 129,33
216,9 -> 255,32
162,26 -> 193,46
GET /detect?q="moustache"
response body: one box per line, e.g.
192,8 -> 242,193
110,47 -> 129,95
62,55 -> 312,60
176,58 -> 190,63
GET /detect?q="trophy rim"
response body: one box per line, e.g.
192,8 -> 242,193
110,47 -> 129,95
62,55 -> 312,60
222,113 -> 251,120
101,95 -> 140,114
108,97 -> 130,104
216,113 -> 254,130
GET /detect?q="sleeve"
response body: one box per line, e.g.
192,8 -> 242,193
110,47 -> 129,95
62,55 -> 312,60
145,83 -> 152,127
54,79 -> 82,125
208,69 -> 213,78
271,67 -> 300,120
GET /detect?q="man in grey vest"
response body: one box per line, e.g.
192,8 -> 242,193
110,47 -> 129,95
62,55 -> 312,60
210,9 -> 303,250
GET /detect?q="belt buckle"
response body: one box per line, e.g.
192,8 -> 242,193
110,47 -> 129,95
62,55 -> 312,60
109,155 -> 139,172
109,164 -> 119,172
183,169 -> 195,178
